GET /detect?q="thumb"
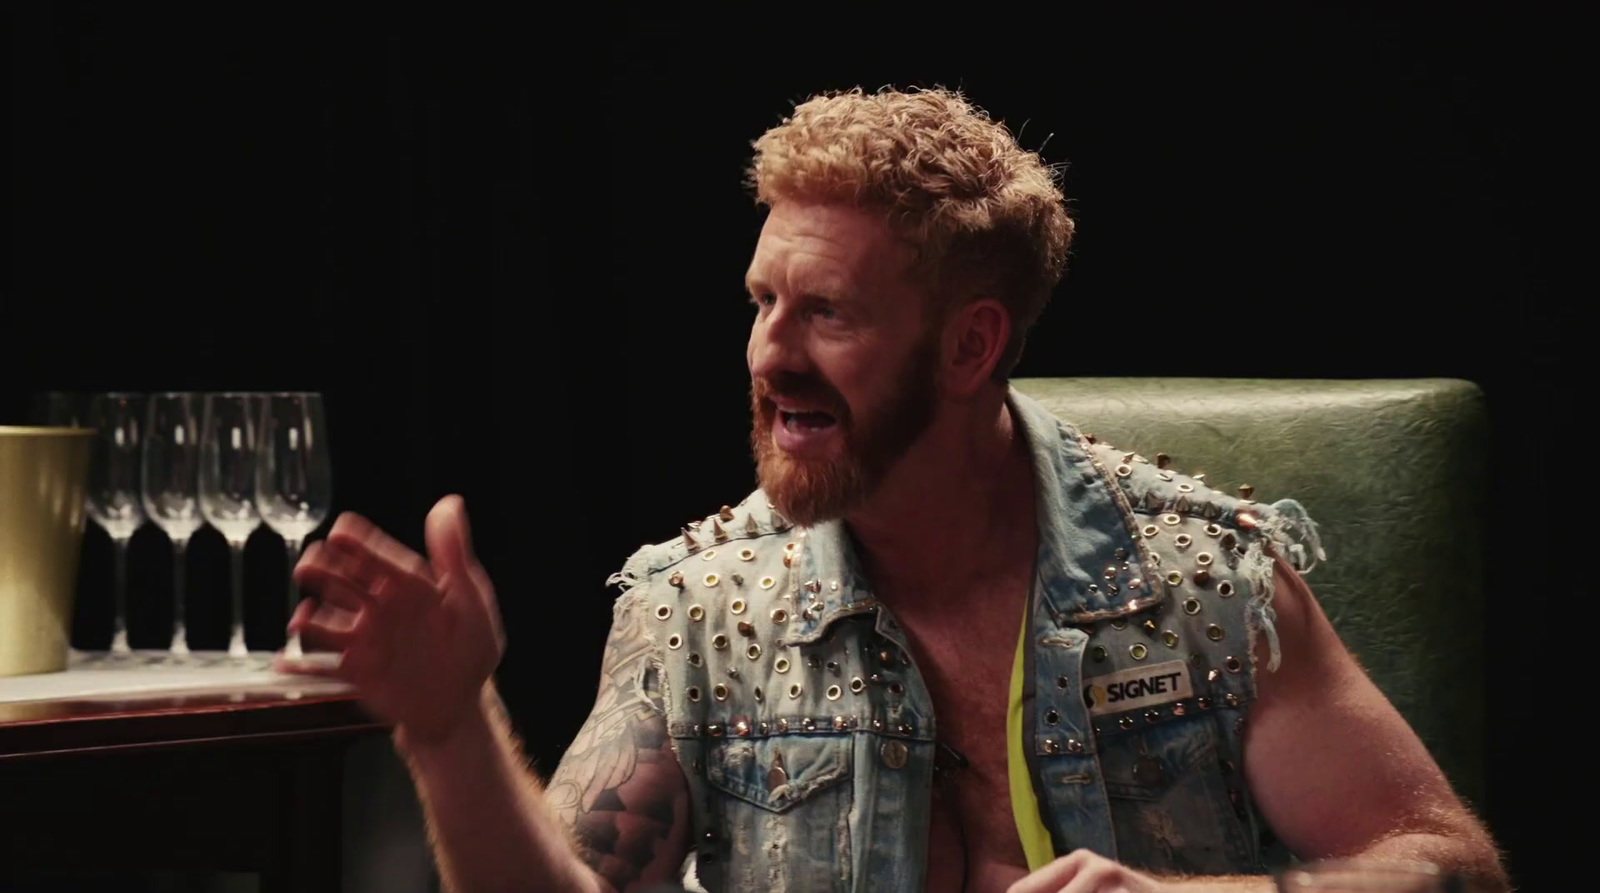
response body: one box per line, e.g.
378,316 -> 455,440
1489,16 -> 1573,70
425,494 -> 476,581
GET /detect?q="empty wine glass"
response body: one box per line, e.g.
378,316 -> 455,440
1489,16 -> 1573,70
30,391 -> 86,428
86,393 -> 146,656
200,393 -> 262,659
255,393 -> 332,659
143,393 -> 203,656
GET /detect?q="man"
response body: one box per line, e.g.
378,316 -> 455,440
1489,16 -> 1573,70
280,87 -> 1508,892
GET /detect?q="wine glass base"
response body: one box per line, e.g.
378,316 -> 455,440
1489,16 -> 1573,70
284,633 -> 304,661
227,630 -> 249,659
169,626 -> 191,658
110,630 -> 132,657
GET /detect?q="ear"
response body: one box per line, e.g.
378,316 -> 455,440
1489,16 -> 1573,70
940,297 -> 1012,399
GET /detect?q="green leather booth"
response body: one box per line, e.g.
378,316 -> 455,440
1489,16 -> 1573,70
1013,378 -> 1489,810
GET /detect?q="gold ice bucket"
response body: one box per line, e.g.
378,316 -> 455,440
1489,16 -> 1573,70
0,426 -> 94,677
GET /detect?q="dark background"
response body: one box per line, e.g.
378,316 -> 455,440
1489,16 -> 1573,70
4,6 -> 1579,890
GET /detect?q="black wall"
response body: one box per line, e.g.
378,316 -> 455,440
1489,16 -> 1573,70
4,7 -> 1579,890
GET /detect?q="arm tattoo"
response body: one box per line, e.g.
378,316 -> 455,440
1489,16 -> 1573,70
545,595 -> 688,892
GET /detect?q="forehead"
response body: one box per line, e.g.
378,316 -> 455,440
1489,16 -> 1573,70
745,201 -> 913,294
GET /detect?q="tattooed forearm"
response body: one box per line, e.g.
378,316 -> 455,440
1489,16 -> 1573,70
545,595 -> 690,892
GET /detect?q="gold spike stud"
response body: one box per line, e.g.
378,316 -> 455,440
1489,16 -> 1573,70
1192,473 -> 1206,483
745,513 -> 760,537
1238,484 -> 1254,500
712,519 -> 729,542
719,505 -> 735,522
1155,452 -> 1171,469
1085,433 -> 1097,443
668,571 -> 684,589
737,621 -> 755,637
682,527 -> 699,550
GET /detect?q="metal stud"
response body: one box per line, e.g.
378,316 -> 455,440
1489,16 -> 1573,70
727,667 -> 739,680
825,684 -> 842,701
745,514 -> 760,537
1207,624 -> 1225,642
1224,692 -> 1240,708
730,573 -> 744,586
712,634 -> 729,650
1103,565 -> 1118,580
687,686 -> 701,702
830,580 -> 840,591
833,716 -> 850,731
878,649 -> 897,667
1142,617 -> 1158,634
788,683 -> 802,699
770,608 -> 789,624
1208,668 -> 1222,682
889,682 -> 906,696
1129,643 -> 1149,660
688,604 -> 705,622
1193,473 -> 1207,482
1123,451 -> 1137,463
682,528 -> 698,550
1183,597 -> 1201,615
774,657 -> 790,673
668,634 -> 683,650
719,505 -> 735,522
737,621 -> 755,637
1238,484 -> 1254,500
734,719 -> 750,736
655,605 -> 673,620
1218,581 -> 1236,598
807,655 -> 821,669
1118,717 -> 1135,730
713,683 -> 729,701
1115,463 -> 1132,478
1155,452 -> 1171,469
1161,630 -> 1179,648
669,571 -> 685,589
1067,738 -> 1085,754
1174,533 -> 1192,549
747,644 -> 762,660
783,553 -> 794,568
1114,547 -> 1128,561
850,676 -> 865,694
1167,571 -> 1184,586
1091,645 -> 1107,662
703,573 -> 720,588
707,723 -> 724,737
1142,524 -> 1160,537
730,598 -> 747,615
1198,696 -> 1213,710
1043,738 -> 1062,754
759,576 -> 776,590
826,660 -> 840,675
711,519 -> 728,542
1056,676 -> 1070,690
1191,569 -> 1211,589
688,652 -> 703,667
805,579 -> 821,594
1220,532 -> 1238,550
1172,702 -> 1187,716
1162,513 -> 1181,526
778,718 -> 790,732
1236,511 -> 1259,531
1225,655 -> 1242,673
1145,709 -> 1161,723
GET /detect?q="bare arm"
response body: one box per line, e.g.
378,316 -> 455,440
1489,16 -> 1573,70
1237,557 -> 1508,890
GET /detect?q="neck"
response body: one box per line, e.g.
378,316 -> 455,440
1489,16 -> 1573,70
844,387 -> 1037,602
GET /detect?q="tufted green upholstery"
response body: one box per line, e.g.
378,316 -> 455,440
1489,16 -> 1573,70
1012,378 -> 1489,809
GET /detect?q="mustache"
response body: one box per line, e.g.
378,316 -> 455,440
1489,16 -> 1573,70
752,373 -> 846,416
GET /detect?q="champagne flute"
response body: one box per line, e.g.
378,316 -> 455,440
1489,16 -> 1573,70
86,393 -> 146,656
199,393 -> 262,659
255,393 -> 332,659
142,393 -> 203,656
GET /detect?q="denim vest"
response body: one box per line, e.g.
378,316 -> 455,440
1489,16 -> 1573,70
607,389 -> 1323,891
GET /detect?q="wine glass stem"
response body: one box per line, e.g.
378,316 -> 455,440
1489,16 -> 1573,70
230,542 -> 246,655
172,539 -> 189,652
285,538 -> 303,656
112,537 -> 130,654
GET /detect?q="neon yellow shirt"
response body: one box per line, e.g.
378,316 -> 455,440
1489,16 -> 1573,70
1007,600 -> 1056,870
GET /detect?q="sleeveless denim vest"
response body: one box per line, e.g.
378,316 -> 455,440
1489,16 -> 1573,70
606,389 -> 1323,891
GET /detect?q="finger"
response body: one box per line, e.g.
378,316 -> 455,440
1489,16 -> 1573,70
1060,863 -> 1125,893
1007,851 -> 1090,893
297,616 -> 362,653
294,561 -> 380,612
273,651 -> 344,678
286,597 -> 319,633
425,495 -> 476,584
327,512 -> 437,590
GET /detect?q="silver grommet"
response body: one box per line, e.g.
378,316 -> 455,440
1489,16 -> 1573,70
1174,533 -> 1192,549
850,676 -> 865,694
759,576 -> 776,590
788,683 -> 802,699
1178,483 -> 1194,493
775,657 -> 791,674
1091,645 -> 1108,662
826,684 -> 842,701
667,634 -> 683,650
688,652 -> 703,667
700,549 -> 717,562
1115,463 -> 1133,477
1183,597 -> 1201,615
1167,571 -> 1184,586
1142,524 -> 1160,537
1161,630 -> 1179,648
747,643 -> 762,660
739,548 -> 755,561
1225,655 -> 1242,673
687,686 -> 701,702
1196,552 -> 1214,567
703,573 -> 720,588
688,605 -> 705,622
1207,624 -> 1225,642
770,607 -> 788,624
655,605 -> 673,620
1129,643 -> 1149,660
713,683 -> 728,701
1110,619 -> 1128,630
1219,581 -> 1236,598
712,634 -> 729,650
730,598 -> 747,614
1162,513 -> 1181,526
1204,523 -> 1222,537
1225,692 -> 1240,708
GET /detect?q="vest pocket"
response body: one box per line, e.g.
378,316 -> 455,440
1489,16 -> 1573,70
699,734 -> 855,890
1097,714 -> 1255,874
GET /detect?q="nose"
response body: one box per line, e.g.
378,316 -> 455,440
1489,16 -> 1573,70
747,302 -> 810,382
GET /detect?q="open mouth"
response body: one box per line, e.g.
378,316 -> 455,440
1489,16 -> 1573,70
778,408 -> 838,432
